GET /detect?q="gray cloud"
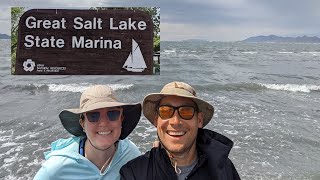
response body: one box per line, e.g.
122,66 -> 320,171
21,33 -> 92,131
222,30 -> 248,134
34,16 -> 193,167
98,0 -> 159,7
1,0 -> 320,41
159,0 -> 320,40
160,0 -> 244,25
160,0 -> 320,27
0,0 -> 158,34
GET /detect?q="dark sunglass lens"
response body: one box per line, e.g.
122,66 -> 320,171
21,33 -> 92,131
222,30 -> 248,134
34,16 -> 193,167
86,112 -> 100,122
107,110 -> 121,121
179,107 -> 195,120
159,106 -> 174,119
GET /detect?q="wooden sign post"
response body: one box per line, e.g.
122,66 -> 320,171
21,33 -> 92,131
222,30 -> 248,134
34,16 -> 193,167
14,9 -> 154,75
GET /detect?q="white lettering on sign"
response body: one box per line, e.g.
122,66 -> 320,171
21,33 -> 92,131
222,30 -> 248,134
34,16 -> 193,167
73,17 -> 103,30
24,35 -> 65,48
25,16 -> 66,29
110,18 -> 146,30
72,36 -> 121,49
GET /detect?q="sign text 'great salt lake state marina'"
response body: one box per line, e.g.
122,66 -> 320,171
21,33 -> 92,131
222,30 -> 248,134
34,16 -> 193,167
14,9 -> 154,75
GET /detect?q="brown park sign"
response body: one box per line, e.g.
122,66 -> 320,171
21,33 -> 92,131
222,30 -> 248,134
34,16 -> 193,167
14,9 -> 154,75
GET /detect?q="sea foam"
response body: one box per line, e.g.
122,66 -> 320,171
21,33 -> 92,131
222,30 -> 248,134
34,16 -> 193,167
32,83 -> 134,92
259,83 -> 320,93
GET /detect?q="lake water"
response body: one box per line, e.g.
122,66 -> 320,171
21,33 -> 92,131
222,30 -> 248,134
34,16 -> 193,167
0,39 -> 320,179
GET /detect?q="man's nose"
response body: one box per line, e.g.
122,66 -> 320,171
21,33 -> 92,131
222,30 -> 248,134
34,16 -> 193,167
169,110 -> 181,125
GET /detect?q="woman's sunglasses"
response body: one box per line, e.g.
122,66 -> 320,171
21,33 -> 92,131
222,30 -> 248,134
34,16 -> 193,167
157,105 -> 198,120
83,109 -> 122,122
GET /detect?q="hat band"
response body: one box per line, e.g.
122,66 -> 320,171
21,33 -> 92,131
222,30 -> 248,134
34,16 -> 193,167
80,97 -> 118,109
160,88 -> 196,97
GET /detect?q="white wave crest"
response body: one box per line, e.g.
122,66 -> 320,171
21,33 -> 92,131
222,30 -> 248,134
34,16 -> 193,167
301,52 -> 320,56
109,84 -> 134,91
278,51 -> 294,54
34,83 -> 134,92
259,83 -> 320,93
163,49 -> 176,53
48,83 -> 90,92
162,49 -> 176,54
242,51 -> 257,54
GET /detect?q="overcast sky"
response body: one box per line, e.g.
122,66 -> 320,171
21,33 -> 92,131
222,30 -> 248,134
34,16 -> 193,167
1,0 -> 320,41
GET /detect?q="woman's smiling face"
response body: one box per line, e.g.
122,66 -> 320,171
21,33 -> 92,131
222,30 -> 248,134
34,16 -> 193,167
80,107 -> 123,150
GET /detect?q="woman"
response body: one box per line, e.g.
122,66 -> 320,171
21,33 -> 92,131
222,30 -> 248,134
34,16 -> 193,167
34,85 -> 141,180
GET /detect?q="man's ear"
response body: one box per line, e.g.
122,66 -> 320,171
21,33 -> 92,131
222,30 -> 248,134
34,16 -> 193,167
151,113 -> 159,127
153,116 -> 158,127
197,112 -> 204,128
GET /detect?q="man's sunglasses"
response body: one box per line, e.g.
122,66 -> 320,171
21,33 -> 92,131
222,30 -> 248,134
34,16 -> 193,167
83,109 -> 122,122
157,105 -> 198,120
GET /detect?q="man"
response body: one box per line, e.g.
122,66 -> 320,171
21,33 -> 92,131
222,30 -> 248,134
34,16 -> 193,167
120,81 -> 241,180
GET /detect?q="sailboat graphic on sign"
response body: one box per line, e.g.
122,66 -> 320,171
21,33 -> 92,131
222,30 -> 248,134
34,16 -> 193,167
122,39 -> 147,72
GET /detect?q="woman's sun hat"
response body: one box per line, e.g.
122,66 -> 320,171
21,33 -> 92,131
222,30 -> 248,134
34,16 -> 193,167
59,85 -> 141,139
142,81 -> 214,127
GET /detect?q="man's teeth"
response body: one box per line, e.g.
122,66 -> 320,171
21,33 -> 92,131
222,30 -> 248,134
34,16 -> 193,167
98,131 -> 111,135
167,131 -> 186,136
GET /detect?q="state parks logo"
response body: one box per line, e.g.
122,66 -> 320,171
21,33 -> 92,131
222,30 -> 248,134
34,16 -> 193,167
23,59 -> 35,72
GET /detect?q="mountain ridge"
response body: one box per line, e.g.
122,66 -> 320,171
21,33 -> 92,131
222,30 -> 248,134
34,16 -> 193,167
0,34 -> 10,39
242,35 -> 320,43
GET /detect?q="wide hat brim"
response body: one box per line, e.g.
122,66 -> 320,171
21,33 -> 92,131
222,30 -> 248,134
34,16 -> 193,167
59,102 -> 141,139
143,93 -> 214,127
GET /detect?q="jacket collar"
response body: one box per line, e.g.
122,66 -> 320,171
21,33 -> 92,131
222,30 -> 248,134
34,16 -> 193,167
157,128 -> 234,174
196,128 -> 234,173
197,128 -> 234,156
45,136 -> 128,165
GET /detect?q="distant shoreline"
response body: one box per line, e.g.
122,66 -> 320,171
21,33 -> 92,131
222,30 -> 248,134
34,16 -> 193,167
241,35 -> 320,43
161,39 -> 320,44
162,35 -> 320,43
0,34 -> 10,39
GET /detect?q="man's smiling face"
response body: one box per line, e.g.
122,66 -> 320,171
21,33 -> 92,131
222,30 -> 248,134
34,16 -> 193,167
155,95 -> 203,155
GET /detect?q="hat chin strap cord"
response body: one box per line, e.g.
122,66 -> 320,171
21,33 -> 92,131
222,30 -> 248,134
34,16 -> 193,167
158,136 -> 196,175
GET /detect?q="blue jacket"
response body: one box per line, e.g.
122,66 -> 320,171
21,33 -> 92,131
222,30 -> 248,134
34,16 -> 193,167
34,136 -> 141,180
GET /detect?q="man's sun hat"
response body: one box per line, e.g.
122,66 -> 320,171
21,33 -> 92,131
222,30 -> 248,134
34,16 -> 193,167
59,85 -> 141,140
142,81 -> 214,127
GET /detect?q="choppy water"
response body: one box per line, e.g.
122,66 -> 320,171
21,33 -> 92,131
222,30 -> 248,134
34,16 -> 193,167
0,39 -> 320,179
